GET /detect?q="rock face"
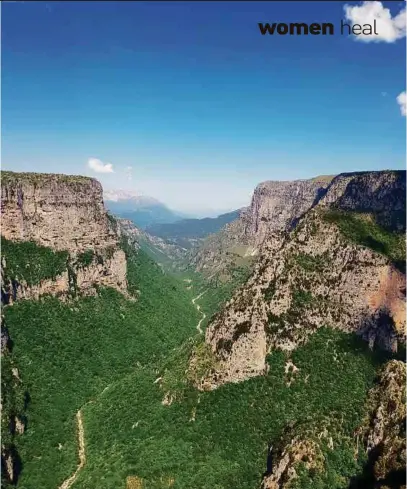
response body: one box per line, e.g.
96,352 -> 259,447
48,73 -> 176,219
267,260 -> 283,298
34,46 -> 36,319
319,171 -> 406,231
203,171 -> 406,387
192,171 -> 406,280
1,171 -> 120,252
358,360 -> 406,487
191,176 -> 334,280
261,423 -> 329,489
1,249 -> 128,303
1,171 -> 128,299
244,175 -> 335,246
189,215 -> 254,278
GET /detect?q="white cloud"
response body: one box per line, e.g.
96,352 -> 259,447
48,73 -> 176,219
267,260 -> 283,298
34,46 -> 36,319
87,157 -> 114,173
344,1 -> 406,43
396,91 -> 406,116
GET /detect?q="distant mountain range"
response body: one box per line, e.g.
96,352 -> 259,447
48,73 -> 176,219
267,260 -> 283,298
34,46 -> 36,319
146,209 -> 242,248
104,190 -> 243,246
103,189 -> 187,229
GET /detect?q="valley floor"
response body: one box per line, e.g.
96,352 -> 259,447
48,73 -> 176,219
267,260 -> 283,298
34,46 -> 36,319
2,247 -> 399,489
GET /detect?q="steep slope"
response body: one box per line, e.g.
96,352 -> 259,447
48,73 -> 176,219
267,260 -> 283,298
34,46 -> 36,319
2,245 -> 200,489
353,359 -> 406,489
189,211 -> 255,278
2,170 -> 404,489
190,176 -> 335,280
260,360 -> 406,489
318,170 -> 406,232
202,171 -> 406,387
67,327 -> 390,489
1,172 -> 127,301
243,175 -> 335,245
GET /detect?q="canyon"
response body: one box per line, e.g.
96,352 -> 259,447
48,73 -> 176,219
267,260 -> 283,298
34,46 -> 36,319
1,169 -> 405,489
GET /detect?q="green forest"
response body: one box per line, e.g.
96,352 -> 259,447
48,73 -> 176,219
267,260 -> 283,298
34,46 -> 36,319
1,235 -> 401,489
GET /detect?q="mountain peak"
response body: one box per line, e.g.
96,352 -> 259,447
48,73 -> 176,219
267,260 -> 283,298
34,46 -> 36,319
103,189 -> 161,206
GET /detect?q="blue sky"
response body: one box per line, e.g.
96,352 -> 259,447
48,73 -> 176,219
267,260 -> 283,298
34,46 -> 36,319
2,1 -> 406,214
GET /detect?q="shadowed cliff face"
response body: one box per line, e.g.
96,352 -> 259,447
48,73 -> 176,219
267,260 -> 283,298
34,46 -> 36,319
319,171 -> 406,232
201,171 -> 406,388
352,360 -> 406,489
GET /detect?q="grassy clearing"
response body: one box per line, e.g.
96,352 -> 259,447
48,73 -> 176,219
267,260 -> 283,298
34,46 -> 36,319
294,252 -> 326,273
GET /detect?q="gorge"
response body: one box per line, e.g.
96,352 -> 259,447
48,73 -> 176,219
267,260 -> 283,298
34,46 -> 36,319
1,169 -> 405,489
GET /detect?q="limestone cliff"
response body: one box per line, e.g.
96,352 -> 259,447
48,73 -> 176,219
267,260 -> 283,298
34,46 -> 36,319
202,171 -> 406,387
261,420 -> 333,489
1,171 -> 119,252
1,171 -> 128,300
318,171 -> 406,232
190,176 -> 334,280
243,175 -> 335,245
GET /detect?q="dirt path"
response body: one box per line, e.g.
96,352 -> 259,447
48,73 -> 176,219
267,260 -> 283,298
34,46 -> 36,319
59,288 -> 208,488
58,410 -> 86,489
57,382 -> 117,489
192,290 -> 207,334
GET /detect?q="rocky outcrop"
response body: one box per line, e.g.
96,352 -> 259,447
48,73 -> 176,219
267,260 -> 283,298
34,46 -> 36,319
259,360 -> 406,489
355,360 -> 406,488
1,171 -> 119,252
1,248 -> 128,303
261,426 -> 328,489
1,172 -> 128,300
202,171 -> 406,387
